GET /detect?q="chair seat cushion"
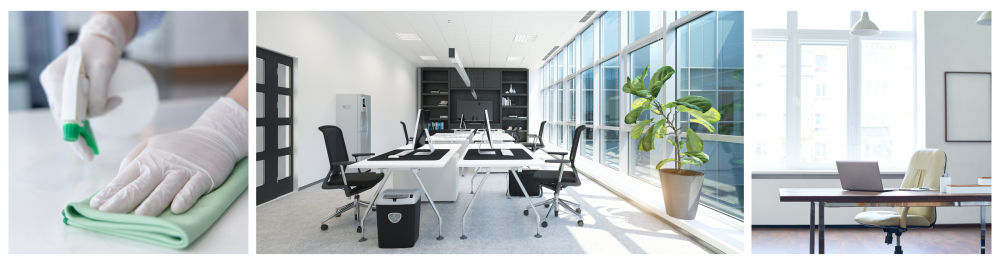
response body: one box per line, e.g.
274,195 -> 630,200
855,211 -> 932,227
532,170 -> 580,186
323,172 -> 385,188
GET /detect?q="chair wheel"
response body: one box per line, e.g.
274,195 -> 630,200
321,224 -> 328,231
554,210 -> 558,217
524,210 -> 529,216
541,221 -> 548,228
575,208 -> 581,214
334,214 -> 341,217
544,204 -> 549,208
371,207 -> 376,212
357,226 -> 362,233
577,220 -> 584,226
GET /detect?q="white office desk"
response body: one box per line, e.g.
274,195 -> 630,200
7,97 -> 248,253
348,144 -> 464,242
456,143 -> 548,239
472,133 -> 515,142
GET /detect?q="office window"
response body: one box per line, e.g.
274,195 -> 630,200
567,78 -> 576,122
600,129 -> 619,170
752,11 -> 917,170
600,57 -> 620,127
556,82 -> 564,123
566,40 -> 576,74
756,54 -> 764,68
627,40 -> 665,184
748,10 -> 786,29
557,50 -> 564,78
581,127 -> 595,160
757,143 -> 767,155
629,40 -> 664,123
601,11 -> 620,58
630,11 -> 664,42
581,25 -> 594,66
582,68 -> 594,125
750,40 -> 787,167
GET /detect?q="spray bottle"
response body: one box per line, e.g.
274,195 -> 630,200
60,46 -> 99,155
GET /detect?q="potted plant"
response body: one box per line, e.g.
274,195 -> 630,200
622,65 -> 721,220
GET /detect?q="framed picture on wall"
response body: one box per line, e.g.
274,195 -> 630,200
944,72 -> 991,142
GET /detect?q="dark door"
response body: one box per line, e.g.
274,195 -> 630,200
256,47 -> 294,205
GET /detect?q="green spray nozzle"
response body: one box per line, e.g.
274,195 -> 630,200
63,120 -> 99,155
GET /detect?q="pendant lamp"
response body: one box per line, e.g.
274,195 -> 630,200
977,11 -> 991,26
850,11 -> 881,36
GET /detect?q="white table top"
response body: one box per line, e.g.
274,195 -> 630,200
457,143 -> 547,168
472,132 -> 515,142
348,143 -> 464,170
427,133 -> 473,142
7,97 -> 248,254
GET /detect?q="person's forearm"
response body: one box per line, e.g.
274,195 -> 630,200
93,11 -> 137,43
226,72 -> 249,109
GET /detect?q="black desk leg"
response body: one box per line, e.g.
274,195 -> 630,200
810,201 -> 815,254
982,206 -> 986,254
819,202 -> 825,254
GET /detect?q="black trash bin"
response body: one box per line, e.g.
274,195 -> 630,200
508,170 -> 542,197
376,189 -> 421,248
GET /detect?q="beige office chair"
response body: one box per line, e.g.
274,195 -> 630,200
854,149 -> 945,254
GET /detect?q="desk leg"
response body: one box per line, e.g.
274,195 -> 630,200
461,168 -> 491,239
412,168 -> 444,240
819,202 -> 825,254
358,169 -> 390,242
810,201 -> 815,254
470,167 -> 480,194
511,169 -> 542,238
981,206 -> 986,254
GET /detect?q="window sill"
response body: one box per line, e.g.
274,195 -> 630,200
539,146 -> 744,254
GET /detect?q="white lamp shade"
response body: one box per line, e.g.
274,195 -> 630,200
851,11 -> 881,36
977,11 -> 991,26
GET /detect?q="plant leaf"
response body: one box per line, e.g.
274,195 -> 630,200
632,73 -> 646,92
656,158 -> 675,170
687,107 -> 721,133
681,158 -> 703,166
639,121 -> 659,151
685,151 -> 710,164
655,122 -> 669,138
667,139 -> 678,148
624,108 -> 644,124
622,78 -> 633,95
631,98 -> 649,110
630,119 -> 652,139
676,102 -> 703,113
677,95 -> 713,112
634,89 -> 651,98
685,128 -> 703,153
650,66 -> 675,98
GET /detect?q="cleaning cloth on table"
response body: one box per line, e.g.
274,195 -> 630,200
62,158 -> 248,249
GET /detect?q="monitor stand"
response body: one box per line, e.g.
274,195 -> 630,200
414,151 -> 433,156
477,150 -> 496,155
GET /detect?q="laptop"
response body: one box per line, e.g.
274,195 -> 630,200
836,161 -> 892,192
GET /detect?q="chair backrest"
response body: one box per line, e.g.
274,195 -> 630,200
538,121 -> 547,140
400,121 -> 409,143
898,149 -> 946,224
568,125 -> 586,169
319,125 -> 350,177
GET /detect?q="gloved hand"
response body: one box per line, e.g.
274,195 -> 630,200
39,13 -> 128,161
90,97 -> 248,216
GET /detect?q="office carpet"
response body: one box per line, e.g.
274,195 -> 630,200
256,171 -> 712,254
752,226 -> 991,254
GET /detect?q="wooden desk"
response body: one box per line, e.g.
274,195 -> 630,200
779,188 -> 991,254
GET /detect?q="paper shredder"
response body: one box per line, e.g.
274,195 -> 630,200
375,189 -> 421,248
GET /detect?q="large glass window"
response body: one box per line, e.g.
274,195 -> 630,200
600,57 -> 619,127
601,11 -> 620,58
800,44 -> 847,164
798,11 -> 850,30
630,11 -> 664,42
600,129 -> 620,169
861,40 -> 914,165
750,41 -> 787,167
567,78 -> 577,122
581,25 -> 594,66
627,40 -> 665,183
582,69 -> 594,125
566,41 -> 576,74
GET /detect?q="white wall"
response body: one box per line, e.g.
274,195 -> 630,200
752,11 -> 991,225
257,11 -> 417,188
922,11 -> 992,224
528,69 -> 541,135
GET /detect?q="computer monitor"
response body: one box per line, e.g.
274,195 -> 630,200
478,109 -> 496,155
412,109 -> 434,155
458,114 -> 466,129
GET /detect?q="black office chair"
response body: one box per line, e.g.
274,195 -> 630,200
400,121 -> 413,145
318,125 -> 385,233
522,125 -> 585,227
522,121 -> 546,152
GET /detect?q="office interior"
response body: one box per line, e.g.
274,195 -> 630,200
749,11 -> 992,254
255,11 -> 744,254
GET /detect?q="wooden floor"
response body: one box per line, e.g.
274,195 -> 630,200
752,225 -> 991,254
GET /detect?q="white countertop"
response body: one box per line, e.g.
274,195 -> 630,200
457,143 -> 546,168
7,97 -> 248,254
348,144 -> 464,170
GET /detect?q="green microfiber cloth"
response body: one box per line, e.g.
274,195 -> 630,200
62,158 -> 248,249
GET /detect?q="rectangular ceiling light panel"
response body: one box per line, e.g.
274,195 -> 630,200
513,35 -> 537,42
395,33 -> 422,40
507,57 -> 523,61
420,56 -> 437,60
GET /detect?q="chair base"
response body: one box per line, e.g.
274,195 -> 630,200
525,193 -> 583,227
321,195 -> 375,232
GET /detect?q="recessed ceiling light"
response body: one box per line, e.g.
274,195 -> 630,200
507,57 -> 523,61
420,56 -> 437,60
396,33 -> 421,40
513,35 -> 537,42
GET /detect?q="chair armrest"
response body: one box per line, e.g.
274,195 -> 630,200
545,159 -> 571,164
331,161 -> 357,167
547,151 -> 568,156
352,153 -> 375,157
527,134 -> 538,137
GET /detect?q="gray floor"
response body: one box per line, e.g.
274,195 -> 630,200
257,170 -> 711,254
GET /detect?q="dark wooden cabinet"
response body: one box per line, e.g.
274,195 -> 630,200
421,67 -> 528,141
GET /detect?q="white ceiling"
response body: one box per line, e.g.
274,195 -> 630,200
341,11 -> 591,69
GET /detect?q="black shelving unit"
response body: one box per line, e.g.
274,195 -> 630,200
417,67 -> 529,141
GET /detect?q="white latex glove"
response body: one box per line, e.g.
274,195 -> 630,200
39,13 -> 128,161
90,97 -> 248,216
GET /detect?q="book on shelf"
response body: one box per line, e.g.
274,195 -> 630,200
947,184 -> 991,194
979,177 -> 992,185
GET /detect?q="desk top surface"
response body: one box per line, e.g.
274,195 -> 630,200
778,188 -> 992,202
8,97 -> 247,254
349,144 -> 464,169
457,143 -> 546,167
